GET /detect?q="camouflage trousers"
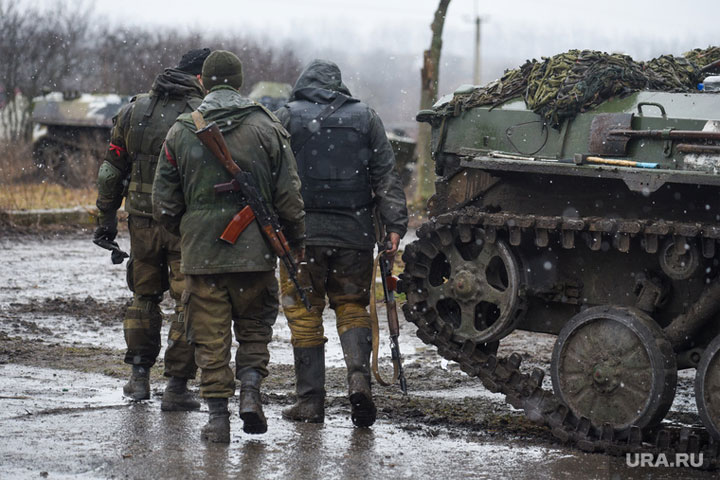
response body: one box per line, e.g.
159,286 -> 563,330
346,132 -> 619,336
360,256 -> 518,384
124,215 -> 196,379
280,246 -> 373,348
184,271 -> 278,398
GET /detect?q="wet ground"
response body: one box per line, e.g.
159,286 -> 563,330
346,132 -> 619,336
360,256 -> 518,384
0,230 -> 716,479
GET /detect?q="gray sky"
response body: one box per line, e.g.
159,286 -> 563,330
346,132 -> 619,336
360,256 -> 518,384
86,0 -> 719,128
93,0 -> 718,66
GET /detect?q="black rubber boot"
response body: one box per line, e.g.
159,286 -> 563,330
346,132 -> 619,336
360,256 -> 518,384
340,327 -> 377,427
201,398 -> 230,443
123,365 -> 150,401
282,346 -> 326,423
161,377 -> 201,411
238,368 -> 267,434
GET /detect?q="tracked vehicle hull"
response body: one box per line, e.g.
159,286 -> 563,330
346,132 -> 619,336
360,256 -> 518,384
400,89 -> 720,466
31,92 -> 129,185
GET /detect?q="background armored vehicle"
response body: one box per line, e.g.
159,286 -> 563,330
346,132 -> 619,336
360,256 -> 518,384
32,91 -> 128,186
248,81 -> 293,112
400,49 -> 720,465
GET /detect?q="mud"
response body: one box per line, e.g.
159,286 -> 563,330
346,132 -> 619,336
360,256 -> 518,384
0,230 -> 715,479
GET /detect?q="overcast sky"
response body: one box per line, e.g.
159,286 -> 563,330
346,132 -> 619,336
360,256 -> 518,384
83,0 -> 719,128
92,0 -> 719,67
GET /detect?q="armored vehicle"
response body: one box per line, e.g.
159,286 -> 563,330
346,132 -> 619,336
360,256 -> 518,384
248,81 -> 293,112
400,51 -> 720,465
32,91 -> 128,186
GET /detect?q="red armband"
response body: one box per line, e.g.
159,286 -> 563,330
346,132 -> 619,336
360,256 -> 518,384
108,142 -> 126,156
164,143 -> 177,168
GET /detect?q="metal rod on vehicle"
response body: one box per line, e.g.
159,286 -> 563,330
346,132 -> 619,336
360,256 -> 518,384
609,129 -> 720,141
676,144 -> 720,154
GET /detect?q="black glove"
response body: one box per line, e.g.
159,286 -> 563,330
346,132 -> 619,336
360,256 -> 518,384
93,213 -> 118,244
93,224 -> 117,244
92,213 -> 127,264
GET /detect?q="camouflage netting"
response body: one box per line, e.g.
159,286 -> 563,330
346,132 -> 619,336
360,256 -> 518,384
447,47 -> 720,128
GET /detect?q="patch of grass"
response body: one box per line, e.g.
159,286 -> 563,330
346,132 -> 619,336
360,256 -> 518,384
0,183 -> 97,210
0,139 -> 101,211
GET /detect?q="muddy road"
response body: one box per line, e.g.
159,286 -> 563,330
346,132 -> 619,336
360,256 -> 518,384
0,230 -> 714,479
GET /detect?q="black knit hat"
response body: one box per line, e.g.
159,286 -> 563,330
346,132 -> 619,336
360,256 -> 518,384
202,50 -> 244,90
177,48 -> 211,75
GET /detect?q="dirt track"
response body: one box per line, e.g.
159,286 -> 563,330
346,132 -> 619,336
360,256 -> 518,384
0,230 -> 714,479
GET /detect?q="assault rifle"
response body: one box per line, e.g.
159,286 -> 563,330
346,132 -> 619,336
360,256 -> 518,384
374,212 -> 407,394
190,111 -> 311,311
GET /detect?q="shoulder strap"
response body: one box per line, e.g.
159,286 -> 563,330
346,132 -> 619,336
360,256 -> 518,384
291,94 -> 349,156
133,95 -> 159,154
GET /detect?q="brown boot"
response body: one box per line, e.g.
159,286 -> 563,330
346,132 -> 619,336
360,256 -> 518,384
238,368 -> 267,434
201,398 -> 230,443
161,377 -> 201,411
123,366 -> 150,401
282,346 -> 325,423
340,327 -> 377,427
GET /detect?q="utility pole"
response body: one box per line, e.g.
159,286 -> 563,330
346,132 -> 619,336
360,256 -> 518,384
473,16 -> 482,84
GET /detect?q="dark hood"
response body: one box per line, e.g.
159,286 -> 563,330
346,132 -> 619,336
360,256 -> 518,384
151,68 -> 205,99
289,59 -> 354,103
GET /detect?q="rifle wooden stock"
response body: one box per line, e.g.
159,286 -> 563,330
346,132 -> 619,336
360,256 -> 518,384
386,299 -> 400,336
385,274 -> 398,292
219,205 -> 255,245
193,112 -> 241,177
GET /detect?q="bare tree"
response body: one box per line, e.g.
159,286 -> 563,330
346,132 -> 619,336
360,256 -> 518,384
74,28 -> 302,96
0,0 -> 91,141
0,0 -> 303,146
412,0 -> 451,205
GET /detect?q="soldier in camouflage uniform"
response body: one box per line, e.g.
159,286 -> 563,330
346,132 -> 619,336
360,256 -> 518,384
153,50 -> 305,443
94,48 -> 210,409
275,59 -> 408,427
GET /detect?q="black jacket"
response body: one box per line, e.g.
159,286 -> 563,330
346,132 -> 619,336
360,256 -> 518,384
275,59 -> 408,250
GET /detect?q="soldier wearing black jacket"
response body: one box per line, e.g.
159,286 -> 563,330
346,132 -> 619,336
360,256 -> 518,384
275,59 -> 408,427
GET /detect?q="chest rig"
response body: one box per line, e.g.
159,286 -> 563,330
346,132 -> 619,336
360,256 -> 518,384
287,99 -> 373,211
125,93 -> 198,216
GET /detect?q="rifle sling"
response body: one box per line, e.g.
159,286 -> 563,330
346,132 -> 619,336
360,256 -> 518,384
291,93 -> 349,156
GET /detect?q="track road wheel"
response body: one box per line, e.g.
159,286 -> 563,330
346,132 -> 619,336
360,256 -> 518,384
421,227 -> 525,344
551,306 -> 677,435
696,334 -> 720,440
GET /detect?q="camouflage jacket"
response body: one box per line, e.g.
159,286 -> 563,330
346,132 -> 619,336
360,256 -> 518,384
153,86 -> 305,274
96,69 -> 204,220
275,59 -> 408,250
